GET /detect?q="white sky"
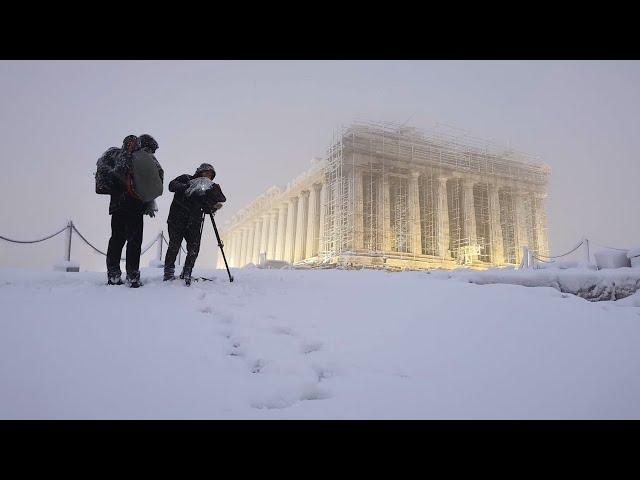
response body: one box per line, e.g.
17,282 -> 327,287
1,60 -> 639,270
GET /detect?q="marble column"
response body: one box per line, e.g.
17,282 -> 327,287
275,203 -> 288,261
244,223 -> 255,266
379,174 -> 393,252
461,178 -> 478,247
318,183 -> 326,257
259,214 -> 270,262
305,183 -> 321,259
294,190 -> 310,262
533,193 -> 549,257
230,231 -> 240,267
236,230 -> 244,267
267,209 -> 278,260
408,171 -> 422,255
352,168 -> 364,251
488,184 -> 505,265
514,190 -> 529,264
284,197 -> 298,263
251,219 -> 262,265
239,228 -> 249,267
436,177 -> 450,258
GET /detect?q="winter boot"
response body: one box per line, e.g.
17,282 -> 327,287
182,267 -> 193,287
107,273 -> 123,285
163,267 -> 175,282
126,271 -> 142,288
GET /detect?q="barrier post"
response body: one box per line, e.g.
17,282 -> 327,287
149,231 -> 164,268
584,237 -> 590,264
54,220 -> 79,272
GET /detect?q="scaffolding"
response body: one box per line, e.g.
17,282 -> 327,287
499,188 -> 518,264
318,121 -> 549,269
418,169 -> 437,256
473,183 -> 491,263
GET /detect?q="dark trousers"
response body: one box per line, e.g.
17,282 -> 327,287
164,215 -> 203,275
106,210 -> 144,277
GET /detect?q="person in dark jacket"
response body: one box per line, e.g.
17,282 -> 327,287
163,163 -> 226,285
99,134 -> 162,287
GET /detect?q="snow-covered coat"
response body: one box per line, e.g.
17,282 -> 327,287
167,173 -> 226,227
97,146 -> 163,215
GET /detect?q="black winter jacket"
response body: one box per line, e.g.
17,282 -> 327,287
168,174 -> 226,226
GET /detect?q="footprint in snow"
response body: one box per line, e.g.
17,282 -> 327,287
272,326 -> 295,336
300,341 -> 323,354
251,359 -> 266,374
217,313 -> 234,324
250,384 -> 332,410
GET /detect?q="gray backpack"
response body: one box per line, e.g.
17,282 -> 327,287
130,150 -> 163,202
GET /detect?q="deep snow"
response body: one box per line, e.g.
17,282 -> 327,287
1,266 -> 639,419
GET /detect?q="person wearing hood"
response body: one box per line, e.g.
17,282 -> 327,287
163,163 -> 226,285
97,134 -> 162,288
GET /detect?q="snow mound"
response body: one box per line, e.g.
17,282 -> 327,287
594,249 -> 630,269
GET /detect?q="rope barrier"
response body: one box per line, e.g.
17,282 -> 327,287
535,239 -> 585,259
71,224 -> 111,257
73,224 -> 159,259
0,225 -> 68,244
140,235 -> 160,256
162,233 -> 187,255
590,241 -> 628,252
530,254 -> 555,264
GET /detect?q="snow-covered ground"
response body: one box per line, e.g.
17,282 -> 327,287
1,266 -> 640,419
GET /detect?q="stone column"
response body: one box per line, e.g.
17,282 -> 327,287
352,168 -> 364,251
239,228 -> 249,267
306,183 -> 321,259
267,209 -> 278,260
236,230 -> 244,267
259,214 -> 270,262
230,231 -> 240,267
318,183 -> 326,257
284,197 -> 298,263
294,190 -> 310,262
533,192 -> 549,257
461,178 -> 478,247
408,171 -> 422,255
379,174 -> 393,252
251,219 -> 262,264
275,203 -> 288,261
436,177 -> 450,259
488,184 -> 505,265
244,223 -> 255,266
514,190 -> 529,264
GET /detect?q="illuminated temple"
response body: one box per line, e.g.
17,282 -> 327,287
218,122 -> 550,270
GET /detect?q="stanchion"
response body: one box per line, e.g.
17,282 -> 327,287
149,231 -> 164,268
54,220 -> 80,272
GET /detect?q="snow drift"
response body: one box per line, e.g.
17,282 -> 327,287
1,266 -> 640,419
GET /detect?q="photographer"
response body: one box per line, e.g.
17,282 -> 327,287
164,163 -> 226,285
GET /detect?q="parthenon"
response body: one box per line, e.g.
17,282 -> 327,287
217,121 -> 550,270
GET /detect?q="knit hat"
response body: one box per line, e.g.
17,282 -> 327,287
195,163 -> 216,178
139,134 -> 159,153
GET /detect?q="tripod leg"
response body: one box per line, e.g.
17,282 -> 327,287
209,213 -> 233,282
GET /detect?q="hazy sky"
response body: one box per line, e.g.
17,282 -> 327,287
1,60 -> 639,270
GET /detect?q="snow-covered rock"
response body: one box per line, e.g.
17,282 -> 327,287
594,249 -> 631,269
627,246 -> 640,267
448,266 -> 640,301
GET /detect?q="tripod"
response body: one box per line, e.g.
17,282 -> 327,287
200,210 -> 234,282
